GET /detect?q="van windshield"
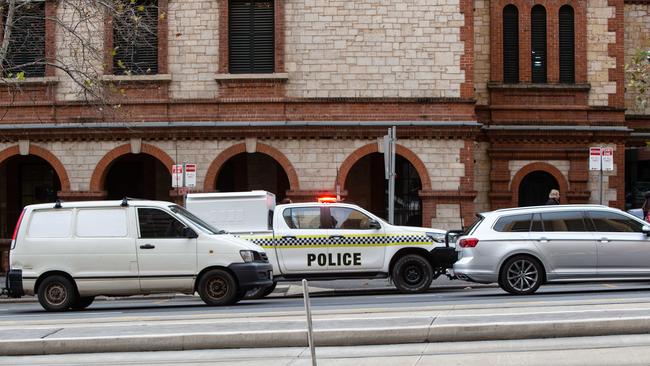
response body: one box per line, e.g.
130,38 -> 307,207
169,205 -> 225,235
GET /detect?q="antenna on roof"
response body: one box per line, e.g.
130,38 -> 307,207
121,197 -> 129,207
54,200 -> 62,209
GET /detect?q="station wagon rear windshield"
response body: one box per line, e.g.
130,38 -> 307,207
169,205 -> 224,235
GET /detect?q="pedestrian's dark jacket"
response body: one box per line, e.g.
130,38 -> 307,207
546,198 -> 559,205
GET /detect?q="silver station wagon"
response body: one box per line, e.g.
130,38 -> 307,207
453,205 -> 650,295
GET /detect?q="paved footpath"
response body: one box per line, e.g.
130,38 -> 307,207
3,334 -> 650,365
3,294 -> 650,356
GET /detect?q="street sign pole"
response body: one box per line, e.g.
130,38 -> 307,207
386,126 -> 396,225
599,157 -> 603,205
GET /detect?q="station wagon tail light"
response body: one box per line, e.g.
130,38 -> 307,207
458,237 -> 479,248
11,209 -> 25,250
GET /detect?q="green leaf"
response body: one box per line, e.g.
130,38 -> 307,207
16,71 -> 25,81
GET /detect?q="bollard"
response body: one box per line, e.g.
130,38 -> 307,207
302,279 -> 317,366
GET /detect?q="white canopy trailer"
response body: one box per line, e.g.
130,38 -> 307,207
186,191 -> 275,234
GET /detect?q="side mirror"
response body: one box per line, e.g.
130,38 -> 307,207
368,219 -> 381,230
643,226 -> 650,236
183,227 -> 198,238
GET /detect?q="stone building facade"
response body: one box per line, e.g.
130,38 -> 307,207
0,0 -> 649,270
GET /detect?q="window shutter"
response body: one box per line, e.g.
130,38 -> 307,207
559,5 -> 575,84
113,0 -> 158,75
229,0 -> 274,74
2,2 -> 46,77
531,5 -> 547,83
502,5 -> 519,83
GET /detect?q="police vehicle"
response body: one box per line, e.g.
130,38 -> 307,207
186,191 -> 457,296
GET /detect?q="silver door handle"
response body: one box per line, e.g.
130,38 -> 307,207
600,238 -> 610,243
537,238 -> 549,243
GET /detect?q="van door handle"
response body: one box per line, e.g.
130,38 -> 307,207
140,244 -> 155,249
329,235 -> 345,240
537,238 -> 549,243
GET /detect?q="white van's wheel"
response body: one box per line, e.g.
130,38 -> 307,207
71,296 -> 95,310
392,254 -> 433,293
37,275 -> 77,312
198,269 -> 239,306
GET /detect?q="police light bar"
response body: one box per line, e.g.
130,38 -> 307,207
318,196 -> 337,203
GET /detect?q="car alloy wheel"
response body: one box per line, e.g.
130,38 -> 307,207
506,258 -> 539,293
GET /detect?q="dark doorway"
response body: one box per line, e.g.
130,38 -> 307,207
105,154 -> 171,201
216,152 -> 290,202
345,153 -> 422,226
518,170 -> 559,207
0,155 -> 61,238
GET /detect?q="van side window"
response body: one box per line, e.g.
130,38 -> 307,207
541,211 -> 587,232
588,211 -> 643,233
493,214 -> 531,232
282,207 -> 322,229
138,208 -> 187,238
330,207 -> 373,230
76,209 -> 127,237
28,210 -> 72,238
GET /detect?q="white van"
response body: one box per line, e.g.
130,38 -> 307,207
4,200 -> 273,311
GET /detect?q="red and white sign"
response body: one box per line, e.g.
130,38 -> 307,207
172,164 -> 183,188
185,164 -> 197,187
602,147 -> 614,171
589,147 -> 601,171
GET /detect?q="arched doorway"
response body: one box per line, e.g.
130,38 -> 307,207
0,155 -> 61,238
345,153 -> 422,226
216,152 -> 290,202
518,170 -> 559,207
104,154 -> 171,201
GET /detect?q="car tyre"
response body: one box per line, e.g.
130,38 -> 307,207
70,296 -> 95,310
392,254 -> 433,293
198,269 -> 239,306
37,275 -> 78,312
499,256 -> 543,295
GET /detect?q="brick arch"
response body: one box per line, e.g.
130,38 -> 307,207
510,162 -> 569,206
89,143 -> 175,192
0,145 -> 71,191
337,143 -> 432,191
203,142 -> 300,192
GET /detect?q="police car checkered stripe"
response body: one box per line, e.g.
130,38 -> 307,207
240,234 -> 434,248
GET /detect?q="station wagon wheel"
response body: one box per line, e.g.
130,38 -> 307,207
198,269 -> 239,306
499,256 -> 543,295
37,275 -> 78,312
392,254 -> 433,293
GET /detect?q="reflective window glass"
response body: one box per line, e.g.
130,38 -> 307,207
282,208 -> 322,229
138,208 -> 186,238
541,211 -> 586,232
589,211 -> 643,233
330,207 -> 373,230
494,214 -> 531,232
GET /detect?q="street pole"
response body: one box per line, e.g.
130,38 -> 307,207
302,279 -> 317,366
598,146 -> 604,205
388,126 -> 396,225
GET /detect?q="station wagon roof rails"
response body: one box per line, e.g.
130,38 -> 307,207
121,197 -> 129,207
54,199 -> 62,209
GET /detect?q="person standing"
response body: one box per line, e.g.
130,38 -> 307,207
546,189 -> 560,205
642,192 -> 650,222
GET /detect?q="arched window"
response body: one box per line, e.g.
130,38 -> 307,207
559,5 -> 575,83
503,5 -> 519,83
531,5 -> 547,83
